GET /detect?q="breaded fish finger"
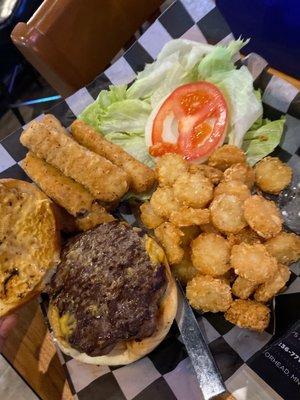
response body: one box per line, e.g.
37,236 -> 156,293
21,152 -> 95,216
71,120 -> 155,193
20,121 -> 129,202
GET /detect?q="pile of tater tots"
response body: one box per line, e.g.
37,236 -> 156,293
140,145 -> 300,331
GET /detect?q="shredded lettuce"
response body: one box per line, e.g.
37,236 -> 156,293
242,117 -> 286,166
105,132 -> 155,168
79,38 -> 284,168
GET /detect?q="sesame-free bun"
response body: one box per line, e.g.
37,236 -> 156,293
0,179 -> 60,317
48,236 -> 177,365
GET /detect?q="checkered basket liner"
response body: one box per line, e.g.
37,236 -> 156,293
1,1 -> 299,399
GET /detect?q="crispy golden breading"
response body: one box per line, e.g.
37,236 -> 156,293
231,243 -> 278,284
156,153 -> 188,187
210,194 -> 247,234
169,207 -> 210,227
186,275 -> 232,313
243,195 -> 282,239
265,232 -> 300,265
154,222 -> 184,264
254,157 -> 292,194
208,145 -> 246,171
21,152 -> 95,216
42,114 -> 68,135
71,120 -> 155,193
227,227 -> 262,247
20,121 -> 129,202
172,251 -> 199,284
191,233 -> 231,276
223,163 -> 255,189
254,264 -> 291,302
140,201 -> 165,229
232,276 -> 258,299
180,225 -> 201,247
173,172 -> 213,208
150,187 -> 180,219
75,203 -> 114,231
214,180 -> 251,201
225,299 -> 270,331
189,164 -> 223,185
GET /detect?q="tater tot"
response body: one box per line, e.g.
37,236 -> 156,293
156,154 -> 188,187
186,275 -> 232,313
232,276 -> 258,299
214,180 -> 251,201
225,299 -> 270,331
264,232 -> 300,265
210,194 -> 247,234
189,164 -> 223,185
208,145 -> 246,171
150,187 -> 180,219
169,207 -> 210,227
191,233 -> 231,276
173,172 -> 213,208
154,222 -> 184,264
140,201 -> 165,229
243,195 -> 282,239
231,243 -> 278,284
255,157 -> 292,194
180,225 -> 201,247
227,227 -> 262,247
254,264 -> 291,302
172,252 -> 199,284
223,163 -> 255,189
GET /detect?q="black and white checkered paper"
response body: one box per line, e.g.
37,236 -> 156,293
1,1 -> 300,399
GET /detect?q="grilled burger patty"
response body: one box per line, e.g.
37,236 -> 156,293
49,222 -> 166,356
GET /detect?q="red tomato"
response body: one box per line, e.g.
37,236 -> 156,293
149,82 -> 228,161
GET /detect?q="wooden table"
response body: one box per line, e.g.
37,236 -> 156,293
2,68 -> 300,400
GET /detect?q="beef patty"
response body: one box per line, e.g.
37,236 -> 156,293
49,222 -> 166,356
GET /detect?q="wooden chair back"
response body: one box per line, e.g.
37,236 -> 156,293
11,0 -> 162,96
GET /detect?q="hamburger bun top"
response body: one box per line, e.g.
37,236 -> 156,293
48,222 -> 177,365
0,179 -> 60,317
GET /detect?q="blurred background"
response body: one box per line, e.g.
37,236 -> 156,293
0,0 -> 299,139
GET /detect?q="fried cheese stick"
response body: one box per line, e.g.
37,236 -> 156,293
20,121 -> 129,202
71,120 -> 156,193
21,153 -> 114,229
42,114 -> 68,135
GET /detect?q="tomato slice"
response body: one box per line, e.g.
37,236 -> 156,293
149,82 -> 228,161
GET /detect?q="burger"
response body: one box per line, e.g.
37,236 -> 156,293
0,179 -> 60,317
48,221 -> 177,365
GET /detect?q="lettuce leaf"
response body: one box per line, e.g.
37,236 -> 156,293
79,86 -> 151,135
105,132 -> 155,168
79,39 -> 277,167
207,67 -> 263,148
127,39 -> 216,107
242,117 -> 286,165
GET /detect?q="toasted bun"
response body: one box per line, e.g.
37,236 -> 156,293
0,179 -> 60,317
48,236 -> 177,365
